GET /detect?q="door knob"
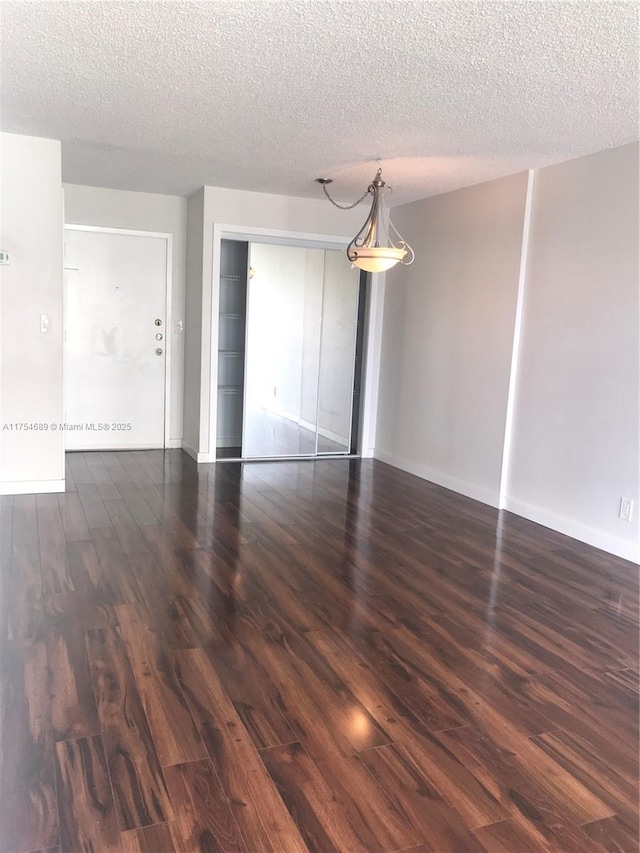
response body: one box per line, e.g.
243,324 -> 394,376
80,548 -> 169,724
155,348 -> 163,356
155,333 -> 163,341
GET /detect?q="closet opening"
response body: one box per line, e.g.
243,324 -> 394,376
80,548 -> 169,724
214,237 -> 368,461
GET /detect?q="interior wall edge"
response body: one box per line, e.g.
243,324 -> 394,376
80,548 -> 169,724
183,187 -> 206,453
0,132 -> 64,486
180,440 -> 214,464
359,271 -> 386,455
498,168 -> 535,506
503,142 -> 639,557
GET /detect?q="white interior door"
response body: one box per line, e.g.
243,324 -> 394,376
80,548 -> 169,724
64,228 -> 168,450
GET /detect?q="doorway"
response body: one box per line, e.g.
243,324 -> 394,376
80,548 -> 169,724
215,238 -> 365,460
64,226 -> 171,450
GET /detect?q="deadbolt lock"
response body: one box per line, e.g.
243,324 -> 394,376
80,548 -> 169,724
154,319 -> 162,326
155,333 -> 163,341
155,348 -> 163,356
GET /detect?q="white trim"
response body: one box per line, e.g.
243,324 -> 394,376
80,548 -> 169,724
64,224 -> 172,240
374,445 -> 639,563
181,442 -> 199,461
503,496 -> 640,564
374,449 -> 501,508
181,441 -> 215,463
208,224 -> 366,458
165,438 -> 183,449
299,417 -> 349,447
163,235 -> 174,447
216,223 -> 349,249
251,409 -> 351,449
64,224 -> 173,450
499,169 -> 535,506
1,479 -> 65,496
240,242 -> 253,455
218,453 -> 359,463
299,416 -> 326,438
207,223 -> 222,457
359,271 -> 385,455
60,188 -> 67,478
67,444 -> 165,451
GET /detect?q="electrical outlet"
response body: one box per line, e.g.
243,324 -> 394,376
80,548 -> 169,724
619,498 -> 634,522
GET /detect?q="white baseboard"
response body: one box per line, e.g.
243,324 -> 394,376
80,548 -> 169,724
503,496 -> 639,564
67,441 -> 181,450
374,449 -> 500,508
373,450 -> 638,563
261,408 -> 350,449
1,479 -> 66,496
181,442 -> 215,464
181,442 -> 198,461
66,443 -> 165,451
298,417 -> 349,447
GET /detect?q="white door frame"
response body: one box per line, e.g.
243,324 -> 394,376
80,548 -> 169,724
206,223 -> 382,462
63,224 -> 174,450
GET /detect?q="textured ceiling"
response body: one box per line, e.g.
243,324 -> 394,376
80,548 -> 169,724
1,1 -> 638,204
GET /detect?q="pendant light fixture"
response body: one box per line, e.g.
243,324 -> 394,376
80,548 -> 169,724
316,167 -> 414,273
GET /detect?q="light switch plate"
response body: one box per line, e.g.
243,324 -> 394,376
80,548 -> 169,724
0,251 -> 10,265
40,313 -> 53,333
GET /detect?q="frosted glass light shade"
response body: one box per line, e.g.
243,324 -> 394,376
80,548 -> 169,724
351,246 -> 407,273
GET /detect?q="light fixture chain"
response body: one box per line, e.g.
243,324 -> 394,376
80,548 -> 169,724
321,182 -> 369,210
317,166 -> 414,270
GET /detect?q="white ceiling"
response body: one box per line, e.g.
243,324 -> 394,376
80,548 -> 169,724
1,1 -> 637,205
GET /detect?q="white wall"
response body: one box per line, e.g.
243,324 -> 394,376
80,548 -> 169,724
183,185 -> 370,459
376,171 -> 529,506
183,188 -> 205,455
376,145 -> 638,562
506,144 -> 639,561
63,184 -> 187,443
0,133 -> 64,493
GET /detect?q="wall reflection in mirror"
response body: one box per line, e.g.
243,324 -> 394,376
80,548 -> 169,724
216,239 -> 362,460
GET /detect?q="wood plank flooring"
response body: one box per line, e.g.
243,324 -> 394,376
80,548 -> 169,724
0,449 -> 638,852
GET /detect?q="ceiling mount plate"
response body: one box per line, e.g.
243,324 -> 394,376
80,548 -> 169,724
315,177 -> 333,185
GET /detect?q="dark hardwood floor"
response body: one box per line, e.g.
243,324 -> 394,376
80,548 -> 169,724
1,449 -> 638,852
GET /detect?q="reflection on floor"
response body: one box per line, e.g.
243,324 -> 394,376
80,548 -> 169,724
240,407 -> 349,457
1,449 -> 637,852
